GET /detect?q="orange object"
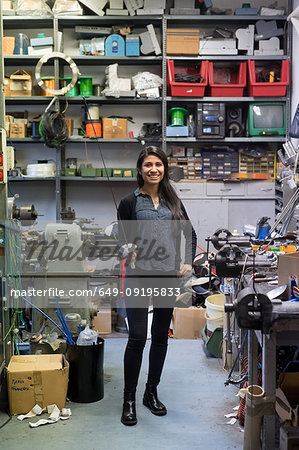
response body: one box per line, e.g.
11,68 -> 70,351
3,36 -> 15,55
280,245 -> 297,253
41,77 -> 55,97
86,121 -> 102,138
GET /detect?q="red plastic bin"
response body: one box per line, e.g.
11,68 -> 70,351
248,59 -> 289,96
167,59 -> 209,97
208,61 -> 247,97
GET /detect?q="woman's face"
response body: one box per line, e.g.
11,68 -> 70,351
139,155 -> 165,186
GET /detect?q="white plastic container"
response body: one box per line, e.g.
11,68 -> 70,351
205,294 -> 225,334
26,162 -> 56,177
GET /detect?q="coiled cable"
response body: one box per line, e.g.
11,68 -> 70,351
39,110 -> 69,148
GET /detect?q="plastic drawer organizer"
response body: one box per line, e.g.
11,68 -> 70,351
238,151 -> 276,180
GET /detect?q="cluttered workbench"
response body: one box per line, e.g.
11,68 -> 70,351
205,209 -> 299,449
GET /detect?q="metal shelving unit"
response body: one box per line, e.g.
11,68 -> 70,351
166,137 -> 287,143
3,9 -> 292,223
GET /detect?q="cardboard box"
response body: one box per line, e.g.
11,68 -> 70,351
7,354 -> 69,415
279,370 -> 299,410
102,118 -> 127,139
10,70 -> 32,97
9,123 -> 26,138
276,388 -> 299,427
3,1 -> 14,9
65,118 -> 74,137
280,425 -> 299,450
166,28 -> 200,55
172,307 -> 206,339
4,77 -> 11,96
278,252 -> 299,297
3,36 -> 15,55
93,308 -> 112,334
5,115 -> 13,137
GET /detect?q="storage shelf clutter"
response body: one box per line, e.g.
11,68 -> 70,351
167,59 -> 290,98
2,3 -> 290,224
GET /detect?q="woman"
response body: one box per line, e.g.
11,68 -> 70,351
117,146 -> 197,426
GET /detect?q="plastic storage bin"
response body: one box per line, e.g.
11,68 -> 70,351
248,59 -> 289,97
208,62 -> 247,97
167,59 -> 209,97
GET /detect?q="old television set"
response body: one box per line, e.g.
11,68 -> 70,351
248,102 -> 286,137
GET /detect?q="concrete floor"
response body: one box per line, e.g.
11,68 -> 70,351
1,339 -> 244,450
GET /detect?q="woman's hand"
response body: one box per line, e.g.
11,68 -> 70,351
126,251 -> 137,268
177,263 -> 192,278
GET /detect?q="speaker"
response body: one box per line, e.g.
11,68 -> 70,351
226,105 -> 244,137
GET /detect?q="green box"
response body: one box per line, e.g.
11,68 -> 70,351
132,168 -> 138,178
113,169 -> 123,177
95,168 -> 102,177
102,168 -> 112,177
80,168 -> 96,177
65,168 -> 76,176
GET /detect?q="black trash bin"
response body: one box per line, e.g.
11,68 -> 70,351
66,337 -> 104,403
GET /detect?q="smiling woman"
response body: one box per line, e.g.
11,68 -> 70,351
117,146 -> 197,427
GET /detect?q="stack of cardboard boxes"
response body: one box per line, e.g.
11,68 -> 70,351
5,112 -> 28,139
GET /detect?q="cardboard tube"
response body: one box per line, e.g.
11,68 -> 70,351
244,385 -> 265,450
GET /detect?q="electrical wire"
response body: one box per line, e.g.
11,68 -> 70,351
82,96 -> 131,245
39,110 -> 69,149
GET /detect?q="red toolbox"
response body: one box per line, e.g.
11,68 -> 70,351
248,59 -> 289,96
167,59 -> 208,97
208,61 -> 247,97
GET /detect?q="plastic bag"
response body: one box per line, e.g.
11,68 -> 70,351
290,104 -> 299,138
132,72 -> 163,91
53,0 -> 83,16
76,324 -> 98,346
16,0 -> 52,16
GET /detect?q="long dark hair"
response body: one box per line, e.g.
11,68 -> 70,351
136,146 -> 184,221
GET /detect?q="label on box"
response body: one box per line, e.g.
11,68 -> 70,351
112,118 -> 118,127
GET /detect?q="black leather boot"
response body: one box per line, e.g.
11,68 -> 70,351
143,384 -> 167,416
121,392 -> 137,426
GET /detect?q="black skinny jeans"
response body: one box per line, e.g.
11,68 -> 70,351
123,270 -> 176,394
